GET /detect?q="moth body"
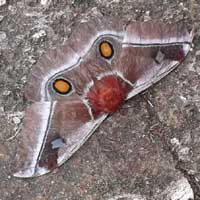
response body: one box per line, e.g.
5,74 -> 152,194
87,75 -> 127,114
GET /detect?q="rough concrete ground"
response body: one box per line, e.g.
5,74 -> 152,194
0,0 -> 200,199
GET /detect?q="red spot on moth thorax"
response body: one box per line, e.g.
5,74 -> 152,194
87,75 -> 127,114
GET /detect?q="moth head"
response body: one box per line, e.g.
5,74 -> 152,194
87,75 -> 126,114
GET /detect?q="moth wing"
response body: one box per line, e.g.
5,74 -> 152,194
124,21 -> 194,45
13,100 -> 107,178
116,22 -> 194,99
25,17 -> 126,102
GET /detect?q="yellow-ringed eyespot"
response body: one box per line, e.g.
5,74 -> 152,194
53,79 -> 72,95
99,41 -> 114,59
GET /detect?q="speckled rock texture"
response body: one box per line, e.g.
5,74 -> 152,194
0,0 -> 200,200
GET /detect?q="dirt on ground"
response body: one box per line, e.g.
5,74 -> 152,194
0,0 -> 200,200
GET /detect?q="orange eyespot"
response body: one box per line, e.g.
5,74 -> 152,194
99,41 -> 113,59
53,79 -> 72,94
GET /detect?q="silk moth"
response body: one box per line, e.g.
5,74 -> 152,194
13,17 -> 194,178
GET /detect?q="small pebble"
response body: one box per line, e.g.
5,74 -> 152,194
3,90 -> 11,96
179,2 -> 183,7
0,31 -> 8,49
41,0 -> 49,5
32,30 -> 46,40
0,15 -> 4,22
0,106 -> 4,112
0,0 -> 6,7
196,50 -> 200,56
144,10 -> 151,21
0,31 -> 7,42
12,116 -> 21,125
179,95 -> 187,103
28,56 -> 37,65
171,137 -> 180,147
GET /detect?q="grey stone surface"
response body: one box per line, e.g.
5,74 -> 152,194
0,0 -> 199,199
0,0 -> 6,7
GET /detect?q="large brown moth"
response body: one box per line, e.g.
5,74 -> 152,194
13,17 -> 194,178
